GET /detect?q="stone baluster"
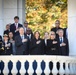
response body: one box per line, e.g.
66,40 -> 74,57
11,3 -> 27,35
58,61 -> 65,75
52,60 -> 58,75
36,60 -> 42,74
27,60 -> 34,74
20,60 -> 26,74
3,60 -> 9,74
44,60 -> 50,74
11,60 -> 18,74
65,61 -> 70,74
69,62 -> 74,74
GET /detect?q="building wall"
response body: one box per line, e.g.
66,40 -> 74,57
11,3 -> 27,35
0,0 -> 4,36
0,0 -> 25,36
68,0 -> 76,56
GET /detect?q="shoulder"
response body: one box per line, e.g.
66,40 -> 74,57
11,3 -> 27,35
39,38 -> 43,41
51,27 -> 56,30
10,23 -> 15,27
15,35 -> 20,39
64,37 -> 68,41
0,35 -> 2,38
18,23 -> 23,26
47,39 -> 52,42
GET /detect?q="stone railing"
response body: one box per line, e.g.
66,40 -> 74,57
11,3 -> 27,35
0,55 -> 76,75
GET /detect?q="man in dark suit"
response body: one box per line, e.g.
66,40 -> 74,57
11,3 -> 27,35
26,28 -> 33,41
10,16 -> 23,37
58,29 -> 69,56
3,24 -> 10,35
51,20 -> 63,38
23,21 -> 28,33
15,27 -> 29,55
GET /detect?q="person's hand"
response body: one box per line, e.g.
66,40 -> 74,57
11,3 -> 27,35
60,43 -> 66,47
5,44 -> 8,47
5,43 -> 10,47
15,28 -> 19,32
36,40 -> 41,44
22,39 -> 27,43
8,43 -> 10,46
62,43 -> 66,46
52,41 -> 57,44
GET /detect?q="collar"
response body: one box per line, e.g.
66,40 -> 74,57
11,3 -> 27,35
15,23 -> 18,26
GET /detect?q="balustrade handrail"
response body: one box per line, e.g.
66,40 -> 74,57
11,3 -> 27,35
0,55 -> 76,74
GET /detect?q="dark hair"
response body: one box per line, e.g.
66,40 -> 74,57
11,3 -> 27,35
44,32 -> 49,35
14,16 -> 19,20
24,21 -> 28,24
55,20 -> 60,24
6,24 -> 10,27
8,32 -> 14,40
34,31 -> 40,39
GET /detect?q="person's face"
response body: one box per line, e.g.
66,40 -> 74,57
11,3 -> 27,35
55,21 -> 60,28
24,23 -> 28,27
14,19 -> 19,23
9,32 -> 13,38
19,28 -> 24,35
35,32 -> 40,39
6,25 -> 10,30
3,37 -> 8,41
44,32 -> 49,39
50,32 -> 55,39
58,30 -> 64,37
26,30 -> 31,34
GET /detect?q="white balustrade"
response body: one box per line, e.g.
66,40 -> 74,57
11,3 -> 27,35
44,60 -> 50,74
20,60 -> 26,74
69,62 -> 74,74
59,61 -> 65,74
27,60 -> 34,74
65,61 -> 70,74
0,55 -> 76,74
52,60 -> 58,74
36,59 -> 42,74
3,60 -> 9,74
72,61 -> 76,74
10,56 -> 18,74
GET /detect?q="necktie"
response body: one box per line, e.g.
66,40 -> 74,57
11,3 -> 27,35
15,23 -> 18,29
21,35 -> 24,40
60,38 -> 62,43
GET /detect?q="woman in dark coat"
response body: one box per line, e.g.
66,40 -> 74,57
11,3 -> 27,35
1,34 -> 12,55
29,31 -> 44,55
46,31 -> 60,55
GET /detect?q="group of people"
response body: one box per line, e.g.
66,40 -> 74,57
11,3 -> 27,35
0,16 -> 69,56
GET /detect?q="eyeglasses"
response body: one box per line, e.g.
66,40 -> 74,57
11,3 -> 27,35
24,23 -> 28,24
55,23 -> 60,24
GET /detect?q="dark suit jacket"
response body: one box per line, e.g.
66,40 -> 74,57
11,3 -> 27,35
63,28 -> 67,38
57,37 -> 69,56
51,27 -> 62,33
29,38 -> 44,55
10,23 -> 23,37
3,30 -> 10,35
1,41 -> 12,55
15,35 -> 29,55
46,39 -> 60,55
0,35 -> 3,55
